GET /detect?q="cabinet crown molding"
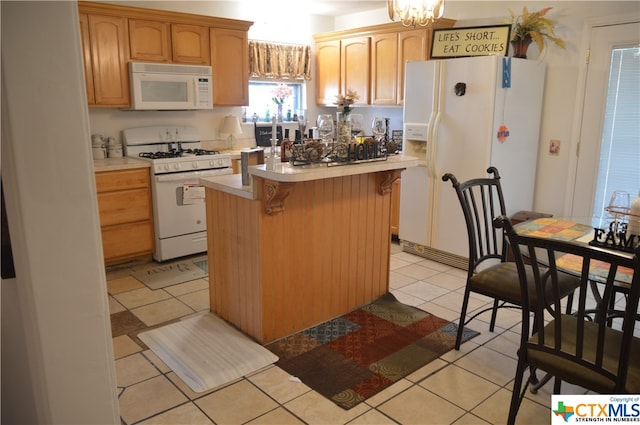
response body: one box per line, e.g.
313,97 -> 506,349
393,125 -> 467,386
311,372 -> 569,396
78,1 -> 253,31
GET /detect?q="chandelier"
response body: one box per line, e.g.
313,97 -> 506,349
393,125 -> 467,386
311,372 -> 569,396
387,0 -> 445,27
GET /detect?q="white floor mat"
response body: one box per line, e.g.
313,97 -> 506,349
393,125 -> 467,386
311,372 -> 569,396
138,313 -> 278,393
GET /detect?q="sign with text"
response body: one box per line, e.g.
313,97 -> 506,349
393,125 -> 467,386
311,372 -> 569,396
431,25 -> 511,59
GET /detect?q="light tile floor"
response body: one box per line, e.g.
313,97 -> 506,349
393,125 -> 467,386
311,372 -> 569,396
107,243 -> 614,425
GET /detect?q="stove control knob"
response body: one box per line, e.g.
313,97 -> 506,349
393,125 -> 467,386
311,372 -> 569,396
164,164 -> 170,171
192,162 -> 198,169
174,163 -> 180,170
209,160 -> 215,167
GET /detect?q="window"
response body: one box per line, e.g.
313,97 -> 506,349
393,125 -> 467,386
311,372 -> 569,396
246,81 -> 304,122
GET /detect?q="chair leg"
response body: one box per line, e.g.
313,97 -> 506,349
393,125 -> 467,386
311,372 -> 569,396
530,371 -> 551,394
507,359 -> 529,425
554,376 -> 562,394
565,292 -> 574,314
455,287 -> 472,350
606,289 -> 618,328
489,299 -> 499,332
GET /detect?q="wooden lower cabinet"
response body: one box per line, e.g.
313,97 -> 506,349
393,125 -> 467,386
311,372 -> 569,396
95,168 -> 153,264
100,221 -> 153,263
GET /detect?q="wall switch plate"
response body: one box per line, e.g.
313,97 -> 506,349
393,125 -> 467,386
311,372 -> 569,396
549,139 -> 560,155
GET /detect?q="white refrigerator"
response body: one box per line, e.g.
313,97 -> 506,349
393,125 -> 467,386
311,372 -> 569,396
399,56 -> 545,268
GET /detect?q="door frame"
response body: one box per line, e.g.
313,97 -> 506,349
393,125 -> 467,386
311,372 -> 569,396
564,14 -> 640,216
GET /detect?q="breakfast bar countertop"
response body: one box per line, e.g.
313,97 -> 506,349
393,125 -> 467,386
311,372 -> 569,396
199,154 -> 418,200
250,154 -> 418,182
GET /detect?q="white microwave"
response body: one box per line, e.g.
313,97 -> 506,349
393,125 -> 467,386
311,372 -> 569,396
129,62 -> 213,110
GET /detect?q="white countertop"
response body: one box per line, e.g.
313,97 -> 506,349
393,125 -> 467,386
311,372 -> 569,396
93,157 -> 150,172
249,154 -> 418,182
200,173 -> 257,200
199,154 -> 417,200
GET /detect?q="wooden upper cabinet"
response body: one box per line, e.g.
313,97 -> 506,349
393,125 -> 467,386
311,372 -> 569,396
78,1 -> 252,107
397,29 -> 429,104
341,36 -> 370,105
210,28 -> 249,106
87,14 -> 130,107
314,20 -> 455,106
171,24 -> 210,64
129,19 -> 171,62
371,32 -> 398,105
78,13 -> 95,105
315,40 -> 341,106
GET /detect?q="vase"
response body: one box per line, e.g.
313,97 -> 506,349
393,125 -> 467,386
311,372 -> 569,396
336,111 -> 352,145
511,35 -> 532,59
277,104 -> 283,122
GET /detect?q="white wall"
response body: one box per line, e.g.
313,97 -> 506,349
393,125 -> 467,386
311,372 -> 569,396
1,1 -> 119,423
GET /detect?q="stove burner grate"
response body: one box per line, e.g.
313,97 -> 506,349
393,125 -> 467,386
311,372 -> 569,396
139,151 -> 181,159
182,148 -> 221,156
138,149 -> 221,160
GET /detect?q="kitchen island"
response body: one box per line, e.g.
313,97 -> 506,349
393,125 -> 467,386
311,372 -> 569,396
200,155 -> 417,343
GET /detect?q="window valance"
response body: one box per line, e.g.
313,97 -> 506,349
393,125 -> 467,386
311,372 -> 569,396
248,40 -> 311,80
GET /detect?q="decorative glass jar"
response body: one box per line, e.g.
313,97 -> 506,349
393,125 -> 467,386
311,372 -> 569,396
336,111 -> 352,145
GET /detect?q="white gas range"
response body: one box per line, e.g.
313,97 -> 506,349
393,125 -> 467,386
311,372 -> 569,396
123,125 -> 232,262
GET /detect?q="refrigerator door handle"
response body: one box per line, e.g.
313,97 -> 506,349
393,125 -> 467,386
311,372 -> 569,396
427,61 -> 444,179
426,69 -> 438,176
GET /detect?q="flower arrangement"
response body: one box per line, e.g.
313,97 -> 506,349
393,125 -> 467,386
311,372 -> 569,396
271,83 -> 293,105
509,7 -> 566,53
336,88 -> 360,115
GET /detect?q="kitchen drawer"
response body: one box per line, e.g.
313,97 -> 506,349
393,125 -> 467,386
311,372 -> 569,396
95,168 -> 150,192
101,221 -> 154,262
97,188 -> 151,226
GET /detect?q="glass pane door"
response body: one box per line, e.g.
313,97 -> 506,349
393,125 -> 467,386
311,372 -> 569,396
592,46 -> 640,215
570,22 -> 640,217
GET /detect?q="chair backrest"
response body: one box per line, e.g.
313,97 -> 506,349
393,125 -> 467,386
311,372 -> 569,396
495,216 -> 640,392
442,166 -> 508,276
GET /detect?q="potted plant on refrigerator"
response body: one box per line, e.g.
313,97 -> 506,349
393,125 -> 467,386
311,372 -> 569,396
509,7 -> 566,58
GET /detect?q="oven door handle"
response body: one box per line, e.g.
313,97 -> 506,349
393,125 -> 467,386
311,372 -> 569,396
154,169 -> 230,183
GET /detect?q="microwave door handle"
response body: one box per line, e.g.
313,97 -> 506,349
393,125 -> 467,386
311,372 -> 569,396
193,77 -> 199,106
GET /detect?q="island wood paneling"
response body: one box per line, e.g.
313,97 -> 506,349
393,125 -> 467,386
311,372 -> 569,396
205,172 -> 393,343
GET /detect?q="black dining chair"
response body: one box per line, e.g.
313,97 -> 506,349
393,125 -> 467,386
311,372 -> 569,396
494,216 -> 640,425
442,167 -> 580,350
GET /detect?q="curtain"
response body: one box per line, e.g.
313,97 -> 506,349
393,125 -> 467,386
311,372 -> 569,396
249,40 -> 311,80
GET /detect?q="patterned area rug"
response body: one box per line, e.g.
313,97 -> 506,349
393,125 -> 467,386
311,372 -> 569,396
265,293 -> 479,410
